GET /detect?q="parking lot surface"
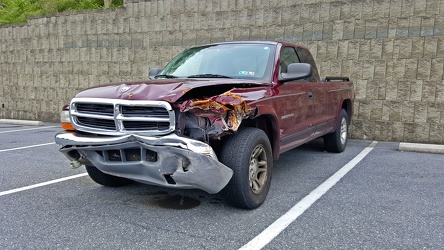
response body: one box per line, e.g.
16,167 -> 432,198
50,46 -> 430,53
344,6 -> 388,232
1,123 -> 443,249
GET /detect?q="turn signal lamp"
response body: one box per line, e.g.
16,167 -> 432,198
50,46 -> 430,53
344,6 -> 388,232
60,104 -> 75,131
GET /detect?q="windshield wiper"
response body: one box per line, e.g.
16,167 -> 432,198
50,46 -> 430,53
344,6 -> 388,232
187,74 -> 232,79
155,74 -> 179,79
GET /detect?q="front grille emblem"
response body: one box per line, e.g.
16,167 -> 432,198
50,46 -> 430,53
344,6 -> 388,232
120,85 -> 131,92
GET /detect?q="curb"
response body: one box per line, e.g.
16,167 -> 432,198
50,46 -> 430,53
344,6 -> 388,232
399,142 -> 444,154
0,119 -> 44,126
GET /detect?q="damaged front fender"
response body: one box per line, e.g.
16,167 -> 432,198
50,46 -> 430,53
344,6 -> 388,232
179,91 -> 255,137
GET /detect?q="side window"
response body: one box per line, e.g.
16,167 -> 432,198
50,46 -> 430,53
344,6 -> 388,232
279,47 -> 300,73
295,47 -> 320,82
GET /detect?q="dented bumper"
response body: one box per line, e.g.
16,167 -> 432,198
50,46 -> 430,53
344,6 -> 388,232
55,132 -> 233,194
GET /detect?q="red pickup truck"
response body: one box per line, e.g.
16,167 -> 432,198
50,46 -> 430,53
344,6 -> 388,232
55,41 -> 354,209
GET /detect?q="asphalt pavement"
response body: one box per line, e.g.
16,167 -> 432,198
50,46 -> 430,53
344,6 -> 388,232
0,122 -> 443,249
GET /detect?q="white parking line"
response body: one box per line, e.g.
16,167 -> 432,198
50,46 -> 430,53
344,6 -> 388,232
0,173 -> 88,197
239,141 -> 378,250
0,142 -> 56,152
0,126 -> 58,134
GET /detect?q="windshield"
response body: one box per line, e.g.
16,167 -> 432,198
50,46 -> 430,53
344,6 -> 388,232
158,43 -> 275,81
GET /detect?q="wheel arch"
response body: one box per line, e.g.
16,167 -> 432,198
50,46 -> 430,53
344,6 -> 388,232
240,113 -> 280,160
341,99 -> 353,123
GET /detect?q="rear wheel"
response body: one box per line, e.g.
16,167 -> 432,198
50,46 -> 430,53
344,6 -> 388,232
324,109 -> 349,153
85,165 -> 132,187
219,128 -> 273,209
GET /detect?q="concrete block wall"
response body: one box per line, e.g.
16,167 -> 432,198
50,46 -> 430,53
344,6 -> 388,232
0,0 -> 443,143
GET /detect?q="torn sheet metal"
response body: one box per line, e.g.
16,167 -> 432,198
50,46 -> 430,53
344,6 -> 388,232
179,90 -> 254,133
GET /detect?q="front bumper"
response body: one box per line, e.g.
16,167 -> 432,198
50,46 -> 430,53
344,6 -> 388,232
55,132 -> 233,194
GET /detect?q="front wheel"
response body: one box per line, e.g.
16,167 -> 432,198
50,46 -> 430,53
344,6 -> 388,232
85,165 -> 132,187
219,128 -> 273,209
324,109 -> 349,153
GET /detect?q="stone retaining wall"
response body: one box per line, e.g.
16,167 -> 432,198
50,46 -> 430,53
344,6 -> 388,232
1,0 -> 443,143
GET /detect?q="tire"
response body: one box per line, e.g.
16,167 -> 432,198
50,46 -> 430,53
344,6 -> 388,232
219,128 -> 273,209
324,109 -> 349,153
85,165 -> 132,187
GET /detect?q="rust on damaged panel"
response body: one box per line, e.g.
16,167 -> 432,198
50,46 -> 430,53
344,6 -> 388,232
180,90 -> 254,133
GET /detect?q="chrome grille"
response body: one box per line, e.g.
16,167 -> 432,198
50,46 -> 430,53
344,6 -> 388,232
77,117 -> 116,130
77,103 -> 114,116
122,120 -> 170,130
70,98 -> 175,136
121,106 -> 169,117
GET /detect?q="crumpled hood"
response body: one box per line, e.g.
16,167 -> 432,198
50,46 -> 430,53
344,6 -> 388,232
74,79 -> 270,103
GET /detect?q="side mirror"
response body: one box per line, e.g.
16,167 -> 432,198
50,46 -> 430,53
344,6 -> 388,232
148,68 -> 162,80
278,63 -> 312,83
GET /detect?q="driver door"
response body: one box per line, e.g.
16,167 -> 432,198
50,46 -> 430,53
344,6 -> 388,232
276,46 -> 316,152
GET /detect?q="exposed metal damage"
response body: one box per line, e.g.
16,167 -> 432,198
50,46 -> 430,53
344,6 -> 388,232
177,90 -> 255,141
